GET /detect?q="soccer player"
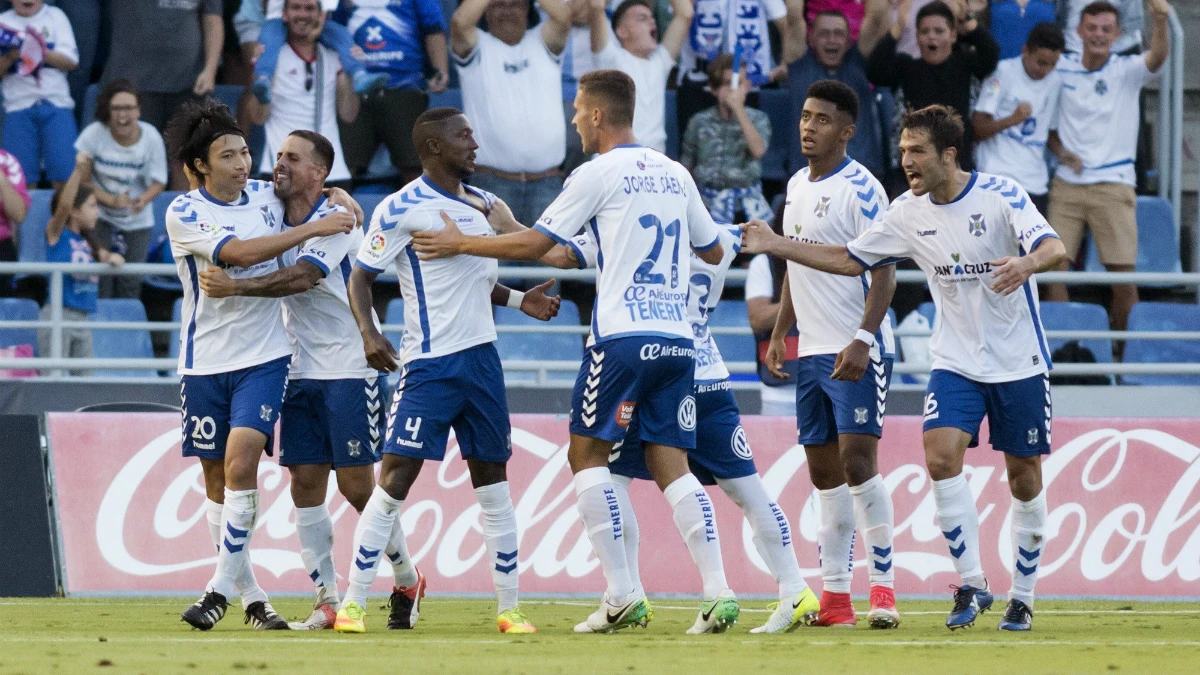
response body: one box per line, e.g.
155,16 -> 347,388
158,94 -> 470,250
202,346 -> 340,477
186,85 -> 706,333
342,107 -> 560,635
411,70 -> 735,634
741,104 -> 1066,632
764,80 -> 899,629
197,129 -> 394,631
164,99 -> 355,631
546,223 -> 820,634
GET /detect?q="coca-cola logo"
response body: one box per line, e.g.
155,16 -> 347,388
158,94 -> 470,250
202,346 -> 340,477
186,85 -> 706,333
49,415 -> 1200,595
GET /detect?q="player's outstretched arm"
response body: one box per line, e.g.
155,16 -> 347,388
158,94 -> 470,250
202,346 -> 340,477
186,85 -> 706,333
989,236 -> 1066,296
492,280 -> 562,321
540,244 -> 581,269
740,219 -> 865,276
198,259 -> 324,298
413,211 -> 558,261
348,265 -> 400,372
217,212 -> 356,268
831,263 -> 895,381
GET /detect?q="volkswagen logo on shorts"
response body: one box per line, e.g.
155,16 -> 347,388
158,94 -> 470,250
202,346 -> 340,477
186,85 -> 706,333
731,425 -> 752,459
677,396 -> 697,431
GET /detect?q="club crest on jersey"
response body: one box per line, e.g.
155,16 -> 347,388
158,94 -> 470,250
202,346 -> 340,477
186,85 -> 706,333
260,405 -> 273,422
968,214 -> 986,237
260,206 -> 277,229
814,196 -> 831,218
1095,79 -> 1108,96
1027,428 -> 1039,445
347,439 -> 361,457
854,407 -> 869,424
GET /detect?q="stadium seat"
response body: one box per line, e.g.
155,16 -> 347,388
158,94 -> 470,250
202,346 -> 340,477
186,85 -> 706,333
1083,196 -> 1181,279
916,301 -> 936,328
1121,302 -> 1200,386
664,89 -> 679,160
168,298 -> 183,361
429,88 -> 463,111
18,189 -> 54,263
384,298 -> 405,351
494,299 -> 582,381
0,297 -> 40,355
758,89 -> 791,182
1039,301 -> 1113,363
706,300 -> 757,377
90,299 -> 157,377
144,191 -> 185,292
352,190 -> 388,224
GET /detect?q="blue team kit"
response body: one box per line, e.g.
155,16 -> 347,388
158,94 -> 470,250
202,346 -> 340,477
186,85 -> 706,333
923,370 -> 1053,457
279,377 -> 385,468
796,353 -> 894,445
180,355 -> 290,459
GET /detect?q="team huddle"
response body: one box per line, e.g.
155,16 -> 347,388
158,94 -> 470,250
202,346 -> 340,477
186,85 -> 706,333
165,66 -> 1064,636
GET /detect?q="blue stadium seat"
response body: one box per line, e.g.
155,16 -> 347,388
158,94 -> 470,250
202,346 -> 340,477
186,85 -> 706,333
144,191 -> 185,292
495,299 -> 582,381
758,90 -> 791,182
18,189 -> 53,263
384,298 -> 405,351
1083,196 -> 1181,279
82,83 -> 99,124
352,190 -> 388,225
429,88 -> 463,111
1039,301 -> 1113,363
1121,302 -> 1200,386
706,300 -> 757,376
0,297 -> 40,355
665,89 -> 679,160
916,301 -> 936,328
169,297 -> 182,361
91,299 -> 157,377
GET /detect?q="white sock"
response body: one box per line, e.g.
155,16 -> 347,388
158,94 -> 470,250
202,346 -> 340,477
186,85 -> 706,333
385,515 -> 418,588
610,475 -> 645,599
207,488 -> 259,600
717,475 -> 808,599
206,498 -> 267,608
345,485 -> 401,608
296,504 -> 339,606
849,475 -> 895,589
663,474 -> 728,600
1009,489 -> 1047,607
932,473 -> 986,588
475,482 -> 520,614
817,484 -> 855,594
205,498 -> 223,552
573,466 -> 635,602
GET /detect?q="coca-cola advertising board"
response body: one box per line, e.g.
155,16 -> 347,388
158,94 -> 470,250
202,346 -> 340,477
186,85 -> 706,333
47,413 -> 1200,596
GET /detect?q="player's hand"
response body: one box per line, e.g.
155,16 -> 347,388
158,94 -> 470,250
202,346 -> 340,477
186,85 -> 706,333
412,211 -> 466,259
324,187 -> 365,225
362,330 -> 400,372
988,255 -> 1036,296
521,279 -> 562,321
193,68 -> 216,96
307,211 -> 357,237
1011,101 -> 1033,124
199,267 -> 237,298
740,219 -> 778,254
486,198 -> 522,233
831,338 -> 870,381
764,336 -> 790,380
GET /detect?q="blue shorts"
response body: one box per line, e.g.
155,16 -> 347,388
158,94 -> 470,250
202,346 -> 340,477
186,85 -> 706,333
384,343 -> 512,463
2,101 -> 78,183
610,380 -> 757,485
279,377 -> 384,468
922,369 -> 1052,457
569,336 -> 696,449
795,353 -> 893,446
180,356 -> 291,460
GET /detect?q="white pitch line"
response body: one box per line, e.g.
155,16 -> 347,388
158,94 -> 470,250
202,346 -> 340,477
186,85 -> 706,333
521,601 -> 1200,616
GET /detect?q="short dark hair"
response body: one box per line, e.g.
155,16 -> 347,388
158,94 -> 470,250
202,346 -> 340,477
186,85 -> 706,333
579,69 -> 636,128
1025,21 -> 1065,53
805,80 -> 859,123
706,53 -> 735,89
96,79 -> 139,125
1080,1 -> 1120,22
287,130 -> 335,175
163,98 -> 247,175
901,104 -> 964,156
916,1 -> 956,30
611,0 -> 651,32
811,9 -> 850,29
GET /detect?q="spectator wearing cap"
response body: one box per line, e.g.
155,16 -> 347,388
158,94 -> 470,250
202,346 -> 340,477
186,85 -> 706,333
1045,0 -> 1173,332
987,0 -> 1058,59
781,0 -> 890,178
74,79 -> 168,299
451,0 -> 571,228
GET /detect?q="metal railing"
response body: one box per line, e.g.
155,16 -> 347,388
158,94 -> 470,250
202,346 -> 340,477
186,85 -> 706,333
1155,10 -> 1185,237
2,262 -> 1199,384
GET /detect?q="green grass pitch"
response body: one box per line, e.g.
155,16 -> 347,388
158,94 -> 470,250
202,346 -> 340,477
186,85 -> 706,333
2,597 -> 1199,674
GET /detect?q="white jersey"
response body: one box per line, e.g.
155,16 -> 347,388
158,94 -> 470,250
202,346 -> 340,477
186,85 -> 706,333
533,145 -> 722,346
783,158 -> 895,360
973,57 -> 1062,196
259,43 -> 351,182
1053,52 -> 1159,187
280,197 -> 375,380
593,41 -> 674,154
355,176 -> 499,364
571,224 -> 743,382
166,180 -> 291,376
846,172 -> 1058,383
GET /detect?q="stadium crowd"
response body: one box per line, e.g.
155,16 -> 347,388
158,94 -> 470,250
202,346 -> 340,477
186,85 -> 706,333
0,0 -> 1179,376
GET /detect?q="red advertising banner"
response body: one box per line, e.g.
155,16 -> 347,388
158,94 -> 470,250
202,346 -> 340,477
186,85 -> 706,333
47,413 -> 1200,597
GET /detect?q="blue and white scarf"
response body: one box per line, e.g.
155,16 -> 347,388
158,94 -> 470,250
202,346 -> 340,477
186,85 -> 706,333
689,0 -> 772,86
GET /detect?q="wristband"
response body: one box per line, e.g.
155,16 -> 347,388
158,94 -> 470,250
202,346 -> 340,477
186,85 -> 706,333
854,329 -> 876,347
506,290 -> 525,310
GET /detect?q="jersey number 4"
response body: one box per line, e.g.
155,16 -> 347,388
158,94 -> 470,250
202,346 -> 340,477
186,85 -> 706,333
634,214 -> 681,288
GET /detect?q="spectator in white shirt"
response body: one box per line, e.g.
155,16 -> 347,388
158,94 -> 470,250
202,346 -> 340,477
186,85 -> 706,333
0,0 -> 78,187
586,0 -> 693,154
1045,0 -> 1172,332
1061,0 -> 1144,55
972,21 -> 1064,216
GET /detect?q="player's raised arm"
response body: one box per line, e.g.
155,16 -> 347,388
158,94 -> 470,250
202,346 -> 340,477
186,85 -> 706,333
414,211 -> 559,261
740,219 -> 865,276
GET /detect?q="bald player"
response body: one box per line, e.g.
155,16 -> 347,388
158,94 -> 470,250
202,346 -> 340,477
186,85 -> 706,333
337,107 -> 561,635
